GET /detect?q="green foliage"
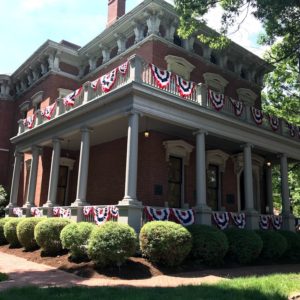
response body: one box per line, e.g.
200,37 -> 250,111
0,217 -> 13,245
278,230 -> 300,261
139,221 -> 192,267
3,218 -> 23,248
60,222 -> 95,260
34,218 -> 72,255
0,185 -> 8,218
187,225 -> 228,266
255,230 -> 287,260
225,228 -> 263,264
87,222 -> 137,267
0,272 -> 8,282
16,217 -> 45,251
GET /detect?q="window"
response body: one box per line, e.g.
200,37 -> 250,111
227,60 -> 235,72
165,55 -> 195,81
210,54 -> 218,65
207,165 -> 219,211
168,156 -> 182,208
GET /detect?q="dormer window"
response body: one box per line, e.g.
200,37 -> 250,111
165,55 -> 195,81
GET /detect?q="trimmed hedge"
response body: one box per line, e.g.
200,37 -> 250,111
0,218 -> 13,245
34,218 -> 72,255
225,228 -> 263,264
88,222 -> 136,267
60,222 -> 95,260
17,217 -> 45,251
140,221 -> 192,267
278,230 -> 300,261
3,218 -> 23,247
255,230 -> 287,261
187,225 -> 228,266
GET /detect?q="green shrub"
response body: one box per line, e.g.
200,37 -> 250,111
139,221 -> 192,267
256,230 -> 288,261
87,222 -> 136,267
0,186 -> 8,218
187,224 -> 228,266
3,218 -> 23,247
17,217 -> 45,251
34,218 -> 72,255
60,222 -> 94,260
278,230 -> 300,261
0,218 -> 13,245
225,228 -> 263,264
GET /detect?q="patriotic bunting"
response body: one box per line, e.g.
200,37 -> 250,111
23,114 -> 36,129
30,207 -> 43,217
53,207 -> 71,218
41,102 -> 56,120
175,75 -> 195,98
208,89 -> 225,111
150,64 -> 171,89
269,115 -> 280,131
259,215 -> 270,230
251,107 -> 264,125
286,122 -> 296,137
63,87 -> 83,107
144,206 -> 170,221
83,205 -> 119,224
230,212 -> 246,229
271,215 -> 282,230
90,77 -> 101,91
172,208 -> 195,226
212,211 -> 229,230
229,98 -> 244,117
100,68 -> 117,93
12,207 -> 23,217
109,205 -> 119,220
94,207 -> 110,225
83,206 -> 94,216
118,61 -> 129,76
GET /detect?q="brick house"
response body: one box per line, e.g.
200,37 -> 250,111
1,0 -> 300,231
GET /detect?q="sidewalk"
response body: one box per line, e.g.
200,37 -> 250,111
1,252 -> 300,291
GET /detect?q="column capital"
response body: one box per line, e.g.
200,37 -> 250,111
241,143 -> 254,149
52,137 -> 63,143
14,151 -> 24,158
193,129 -> 208,136
80,126 -> 93,133
278,152 -> 287,159
31,145 -> 42,154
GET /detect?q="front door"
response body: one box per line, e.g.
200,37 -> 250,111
167,156 -> 183,208
56,166 -> 69,206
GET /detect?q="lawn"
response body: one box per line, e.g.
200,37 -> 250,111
0,273 -> 299,300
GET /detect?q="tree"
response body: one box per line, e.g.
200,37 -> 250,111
174,0 -> 300,69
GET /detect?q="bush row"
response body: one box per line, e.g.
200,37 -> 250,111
1,217 -> 300,268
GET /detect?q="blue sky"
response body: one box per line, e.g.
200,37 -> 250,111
0,0 -> 264,75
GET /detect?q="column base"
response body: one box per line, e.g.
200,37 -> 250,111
43,201 -> 55,208
244,209 -> 259,230
193,205 -> 212,226
282,212 -> 295,231
118,197 -> 142,206
117,200 -> 143,233
71,199 -> 89,207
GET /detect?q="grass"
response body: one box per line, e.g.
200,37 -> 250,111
0,272 -> 8,282
0,273 -> 299,300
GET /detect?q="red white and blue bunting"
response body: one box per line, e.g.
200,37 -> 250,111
94,207 -> 110,225
230,212 -> 246,229
30,207 -> 43,217
175,75 -> 195,98
271,215 -> 282,230
144,206 -> 170,221
229,98 -> 244,117
259,215 -> 270,230
251,107 -> 264,125
172,208 -> 195,226
23,114 -> 36,129
83,206 -> 94,216
286,122 -> 296,137
100,68 -> 117,93
118,61 -> 129,76
63,87 -> 83,107
109,205 -> 119,220
150,64 -> 171,89
82,205 -> 119,224
53,207 -> 71,218
41,102 -> 56,120
208,89 -> 225,111
12,207 -> 23,217
90,77 -> 101,91
269,115 -> 280,131
212,211 -> 229,230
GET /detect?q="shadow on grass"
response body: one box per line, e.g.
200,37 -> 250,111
0,285 -> 289,300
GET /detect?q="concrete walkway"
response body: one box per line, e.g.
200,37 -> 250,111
1,252 -> 300,291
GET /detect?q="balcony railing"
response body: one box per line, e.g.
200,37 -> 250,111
17,55 -> 300,142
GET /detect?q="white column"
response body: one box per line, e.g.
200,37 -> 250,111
121,112 -> 139,204
8,152 -> 24,208
24,146 -> 40,207
280,153 -> 290,214
243,143 -> 255,211
44,138 -> 61,207
266,164 -> 274,214
72,128 -> 91,206
195,130 -> 208,208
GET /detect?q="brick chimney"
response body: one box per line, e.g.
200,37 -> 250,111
107,0 -> 126,27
